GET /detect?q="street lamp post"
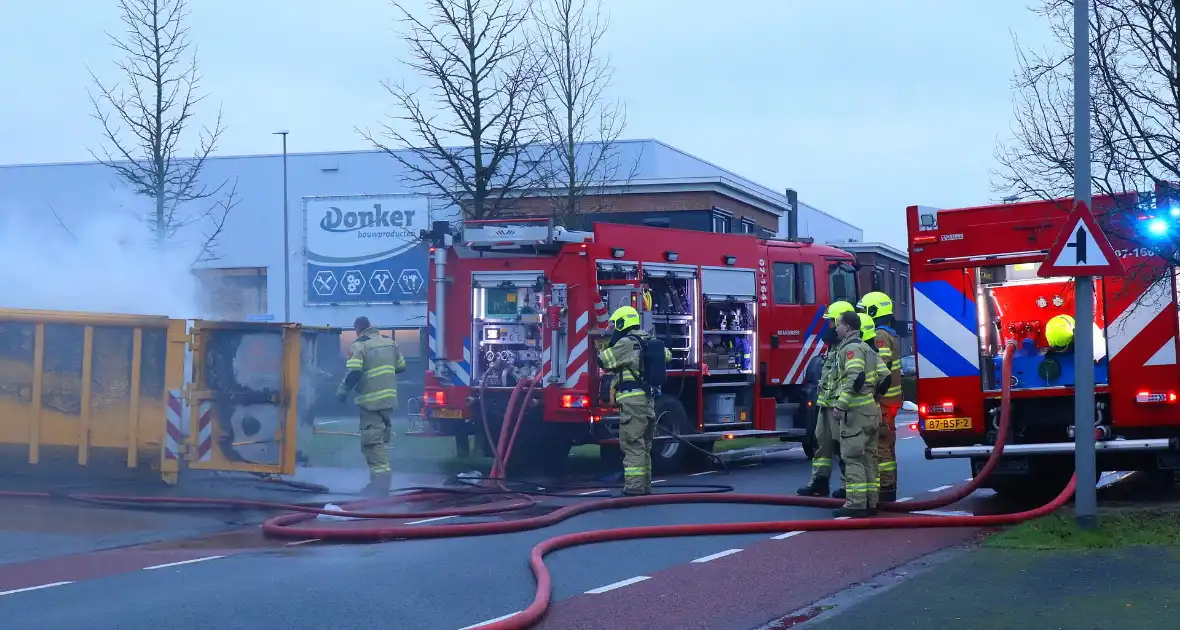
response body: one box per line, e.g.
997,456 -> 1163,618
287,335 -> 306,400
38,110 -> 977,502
274,130 -> 291,323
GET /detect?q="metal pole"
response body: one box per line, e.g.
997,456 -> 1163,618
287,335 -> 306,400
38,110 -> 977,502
1073,0 -> 1098,529
276,131 -> 291,323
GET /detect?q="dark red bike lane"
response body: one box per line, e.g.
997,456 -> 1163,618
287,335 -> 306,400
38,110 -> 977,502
534,523 -> 983,630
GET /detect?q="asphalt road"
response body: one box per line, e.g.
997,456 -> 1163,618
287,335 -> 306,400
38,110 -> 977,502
0,416 -> 991,630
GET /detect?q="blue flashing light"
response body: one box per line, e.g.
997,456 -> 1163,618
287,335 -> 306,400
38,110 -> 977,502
1171,205 -> 1180,218
1148,218 -> 1169,236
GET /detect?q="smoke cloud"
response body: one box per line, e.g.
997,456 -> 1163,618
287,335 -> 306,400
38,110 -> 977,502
0,205 -> 202,318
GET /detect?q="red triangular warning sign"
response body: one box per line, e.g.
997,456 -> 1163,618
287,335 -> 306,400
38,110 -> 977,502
1038,201 -> 1126,278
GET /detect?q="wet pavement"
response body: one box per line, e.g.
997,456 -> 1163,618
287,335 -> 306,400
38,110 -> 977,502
0,416 -> 998,629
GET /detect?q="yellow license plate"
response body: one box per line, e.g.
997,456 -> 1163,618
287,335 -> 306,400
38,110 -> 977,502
924,417 -> 972,431
431,408 -> 465,419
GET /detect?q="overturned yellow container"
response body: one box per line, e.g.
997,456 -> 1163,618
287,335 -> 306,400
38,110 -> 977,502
0,308 -> 326,484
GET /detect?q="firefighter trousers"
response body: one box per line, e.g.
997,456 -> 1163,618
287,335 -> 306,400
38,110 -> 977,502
878,402 -> 901,491
618,394 -> 656,494
809,407 -> 840,484
838,405 -> 880,511
359,407 -> 393,477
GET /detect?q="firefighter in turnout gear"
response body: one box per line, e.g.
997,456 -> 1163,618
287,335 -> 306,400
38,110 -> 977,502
336,316 -> 408,496
857,291 -> 903,502
831,311 -> 883,517
597,305 -> 671,496
797,300 -> 856,497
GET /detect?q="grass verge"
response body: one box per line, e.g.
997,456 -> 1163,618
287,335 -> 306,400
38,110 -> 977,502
986,505 -> 1180,551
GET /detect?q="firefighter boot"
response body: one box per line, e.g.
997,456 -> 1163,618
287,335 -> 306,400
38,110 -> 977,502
832,487 -> 846,499
363,472 -> 393,497
797,476 -> 830,497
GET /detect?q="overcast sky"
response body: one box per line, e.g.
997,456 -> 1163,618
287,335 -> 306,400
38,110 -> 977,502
0,1 -> 1054,248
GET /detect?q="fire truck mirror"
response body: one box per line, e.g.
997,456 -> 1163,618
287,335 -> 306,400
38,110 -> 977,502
770,335 -> 780,349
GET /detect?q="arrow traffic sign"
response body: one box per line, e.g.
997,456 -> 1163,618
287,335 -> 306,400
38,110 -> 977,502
1038,201 -> 1126,278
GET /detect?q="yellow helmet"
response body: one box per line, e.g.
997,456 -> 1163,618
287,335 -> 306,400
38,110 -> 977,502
1045,314 -> 1075,349
825,301 -> 855,321
610,305 -> 641,331
857,291 -> 894,318
858,312 -> 876,342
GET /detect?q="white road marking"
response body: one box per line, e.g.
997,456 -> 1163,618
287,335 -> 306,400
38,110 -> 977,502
895,496 -> 914,502
834,516 -> 851,520
691,549 -> 743,563
458,611 -> 522,629
577,489 -> 610,496
912,509 -> 974,517
771,531 -> 805,540
405,515 -> 457,525
143,555 -> 225,570
284,539 -> 320,546
928,485 -> 953,492
585,575 -> 652,594
652,479 -> 667,484
902,436 -> 916,440
689,470 -> 717,476
0,582 -> 72,596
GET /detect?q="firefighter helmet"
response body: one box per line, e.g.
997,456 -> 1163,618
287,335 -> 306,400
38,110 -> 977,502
825,301 -> 855,320
857,291 -> 894,318
858,312 -> 876,342
1045,314 -> 1075,349
610,305 -> 641,331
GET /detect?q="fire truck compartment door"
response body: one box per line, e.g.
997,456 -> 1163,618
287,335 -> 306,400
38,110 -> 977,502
471,271 -> 546,288
185,320 -> 304,476
642,262 -> 697,278
701,266 -> 756,300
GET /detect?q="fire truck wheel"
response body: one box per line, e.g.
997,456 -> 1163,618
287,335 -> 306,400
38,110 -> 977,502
652,395 -> 693,473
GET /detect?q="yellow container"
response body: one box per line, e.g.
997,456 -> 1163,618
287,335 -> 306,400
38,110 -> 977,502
0,309 -> 309,484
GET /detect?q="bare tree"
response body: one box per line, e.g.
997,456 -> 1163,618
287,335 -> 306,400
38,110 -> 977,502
531,0 -> 635,229
362,0 -> 547,220
992,0 -> 1180,285
87,0 -> 233,262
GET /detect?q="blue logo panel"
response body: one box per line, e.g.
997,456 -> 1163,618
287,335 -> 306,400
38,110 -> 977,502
306,243 -> 429,304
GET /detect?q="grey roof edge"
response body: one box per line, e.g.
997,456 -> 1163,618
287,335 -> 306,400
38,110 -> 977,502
831,241 -> 908,261
1,137 -> 859,229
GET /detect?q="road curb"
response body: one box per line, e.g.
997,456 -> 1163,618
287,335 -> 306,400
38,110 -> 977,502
757,543 -> 977,629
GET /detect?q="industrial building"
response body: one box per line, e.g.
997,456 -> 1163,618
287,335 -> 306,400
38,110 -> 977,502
0,138 -> 860,326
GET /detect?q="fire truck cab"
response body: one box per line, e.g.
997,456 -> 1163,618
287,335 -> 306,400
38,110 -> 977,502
417,217 -> 858,471
908,195 -> 1180,497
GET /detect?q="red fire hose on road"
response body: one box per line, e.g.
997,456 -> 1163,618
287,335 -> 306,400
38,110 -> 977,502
0,343 -> 1070,630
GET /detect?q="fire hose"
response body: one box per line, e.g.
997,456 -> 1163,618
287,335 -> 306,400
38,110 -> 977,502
0,342 -> 1078,630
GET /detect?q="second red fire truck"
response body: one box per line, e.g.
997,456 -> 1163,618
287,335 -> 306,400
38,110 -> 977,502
908,192 -> 1180,497
414,218 -> 859,471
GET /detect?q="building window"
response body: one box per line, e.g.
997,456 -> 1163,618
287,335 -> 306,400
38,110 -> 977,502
889,269 -> 898,301
800,263 -> 816,304
899,273 -> 909,307
712,211 -> 732,234
872,265 -> 885,291
740,218 -> 757,234
642,217 -> 671,228
772,262 -> 797,304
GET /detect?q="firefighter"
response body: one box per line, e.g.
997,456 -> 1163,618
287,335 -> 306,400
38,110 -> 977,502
597,305 -> 670,496
830,310 -> 883,517
336,316 -> 408,496
797,300 -> 856,497
857,291 -> 903,502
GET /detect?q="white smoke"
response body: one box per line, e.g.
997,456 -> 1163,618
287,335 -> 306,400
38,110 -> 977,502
0,205 -> 202,318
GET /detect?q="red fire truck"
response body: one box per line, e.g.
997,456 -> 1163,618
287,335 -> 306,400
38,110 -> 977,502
415,218 -> 859,471
908,193 -> 1180,497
